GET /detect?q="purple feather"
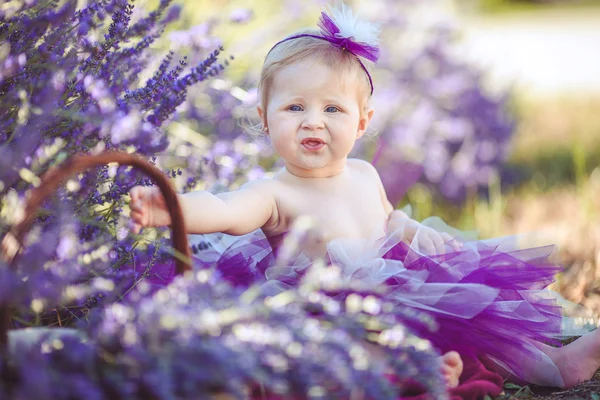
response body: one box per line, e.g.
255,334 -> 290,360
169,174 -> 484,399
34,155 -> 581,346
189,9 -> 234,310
318,12 -> 380,63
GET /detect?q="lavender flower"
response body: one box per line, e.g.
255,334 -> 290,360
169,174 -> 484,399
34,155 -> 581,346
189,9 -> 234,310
230,8 -> 253,24
0,0 -> 227,330
82,267 -> 445,399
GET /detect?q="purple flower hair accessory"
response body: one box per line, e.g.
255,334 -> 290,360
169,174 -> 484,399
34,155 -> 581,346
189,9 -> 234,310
268,2 -> 381,94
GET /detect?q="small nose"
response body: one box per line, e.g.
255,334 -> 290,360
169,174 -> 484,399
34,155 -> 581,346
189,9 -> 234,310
301,108 -> 324,130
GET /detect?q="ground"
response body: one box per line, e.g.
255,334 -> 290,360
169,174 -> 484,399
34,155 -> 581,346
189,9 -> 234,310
499,371 -> 600,400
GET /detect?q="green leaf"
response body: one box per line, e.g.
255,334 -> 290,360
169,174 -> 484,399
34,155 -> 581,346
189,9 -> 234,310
503,383 -> 522,390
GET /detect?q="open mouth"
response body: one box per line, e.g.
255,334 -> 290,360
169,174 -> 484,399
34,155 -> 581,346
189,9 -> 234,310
301,137 -> 325,151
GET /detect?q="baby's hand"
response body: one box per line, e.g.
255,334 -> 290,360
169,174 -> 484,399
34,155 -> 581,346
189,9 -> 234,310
129,186 -> 172,234
409,222 -> 460,255
388,211 -> 461,255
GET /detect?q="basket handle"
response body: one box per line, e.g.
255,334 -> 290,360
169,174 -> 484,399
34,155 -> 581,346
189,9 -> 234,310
0,151 -> 192,349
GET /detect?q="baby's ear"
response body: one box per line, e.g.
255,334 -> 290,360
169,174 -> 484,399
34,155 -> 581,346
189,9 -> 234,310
357,108 -> 375,139
256,105 -> 268,134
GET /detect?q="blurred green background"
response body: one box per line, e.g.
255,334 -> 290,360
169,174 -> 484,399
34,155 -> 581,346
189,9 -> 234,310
460,0 -> 600,14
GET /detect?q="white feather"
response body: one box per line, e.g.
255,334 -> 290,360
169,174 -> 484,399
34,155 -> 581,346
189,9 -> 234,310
325,2 -> 380,45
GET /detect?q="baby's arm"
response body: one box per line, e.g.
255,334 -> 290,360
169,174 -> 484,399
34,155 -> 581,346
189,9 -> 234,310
130,180 -> 277,236
373,169 -> 413,233
363,160 -> 455,254
357,159 -> 407,224
349,158 -> 412,230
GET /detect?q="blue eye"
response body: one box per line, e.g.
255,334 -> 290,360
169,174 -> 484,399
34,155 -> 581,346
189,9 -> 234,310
288,105 -> 303,112
326,106 -> 340,113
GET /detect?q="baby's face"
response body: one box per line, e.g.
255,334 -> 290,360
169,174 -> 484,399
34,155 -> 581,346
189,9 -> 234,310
259,59 -> 372,177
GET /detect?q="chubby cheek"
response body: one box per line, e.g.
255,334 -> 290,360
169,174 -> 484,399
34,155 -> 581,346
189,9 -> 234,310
331,132 -> 357,156
267,118 -> 297,152
269,133 -> 295,158
336,142 -> 356,159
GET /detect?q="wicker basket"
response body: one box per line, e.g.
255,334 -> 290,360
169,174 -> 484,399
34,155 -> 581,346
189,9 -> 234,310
0,152 -> 192,351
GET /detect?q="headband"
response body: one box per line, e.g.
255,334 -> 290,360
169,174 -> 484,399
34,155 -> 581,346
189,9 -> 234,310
267,3 -> 381,95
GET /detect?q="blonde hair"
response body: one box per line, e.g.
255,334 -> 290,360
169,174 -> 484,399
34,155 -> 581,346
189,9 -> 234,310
246,29 -> 374,136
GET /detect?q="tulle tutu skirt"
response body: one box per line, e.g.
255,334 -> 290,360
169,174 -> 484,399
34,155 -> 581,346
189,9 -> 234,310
142,217 -> 567,387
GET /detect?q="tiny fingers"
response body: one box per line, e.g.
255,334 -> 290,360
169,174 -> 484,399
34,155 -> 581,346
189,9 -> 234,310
417,229 -> 446,256
450,238 -> 464,252
431,233 -> 446,255
130,186 -> 143,202
130,210 -> 146,228
129,199 -> 141,212
441,232 -> 462,252
419,236 -> 437,256
441,232 -> 453,242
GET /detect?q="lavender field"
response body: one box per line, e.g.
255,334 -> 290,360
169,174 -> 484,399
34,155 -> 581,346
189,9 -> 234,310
0,0 -> 599,398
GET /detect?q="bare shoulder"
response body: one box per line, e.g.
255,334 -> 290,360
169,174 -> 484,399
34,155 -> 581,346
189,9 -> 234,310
348,158 -> 393,213
347,158 -> 380,179
347,157 -> 377,171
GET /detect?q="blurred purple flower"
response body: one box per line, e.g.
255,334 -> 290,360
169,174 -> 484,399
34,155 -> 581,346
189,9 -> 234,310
229,8 -> 253,24
365,0 -> 516,203
168,23 -> 222,51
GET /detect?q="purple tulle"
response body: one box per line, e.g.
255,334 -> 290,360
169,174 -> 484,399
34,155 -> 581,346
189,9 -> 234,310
381,240 -> 562,379
134,225 -> 565,386
208,228 -> 563,385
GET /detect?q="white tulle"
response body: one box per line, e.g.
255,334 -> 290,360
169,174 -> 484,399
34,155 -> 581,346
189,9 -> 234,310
326,2 -> 380,45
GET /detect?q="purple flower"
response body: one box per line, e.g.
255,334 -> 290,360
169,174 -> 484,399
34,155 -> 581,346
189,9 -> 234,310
361,0 -> 516,203
0,0 -> 227,334
229,8 -> 253,24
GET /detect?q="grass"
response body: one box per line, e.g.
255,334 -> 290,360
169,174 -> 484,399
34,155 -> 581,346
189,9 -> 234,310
509,96 -> 600,190
408,95 -> 600,233
497,372 -> 600,399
